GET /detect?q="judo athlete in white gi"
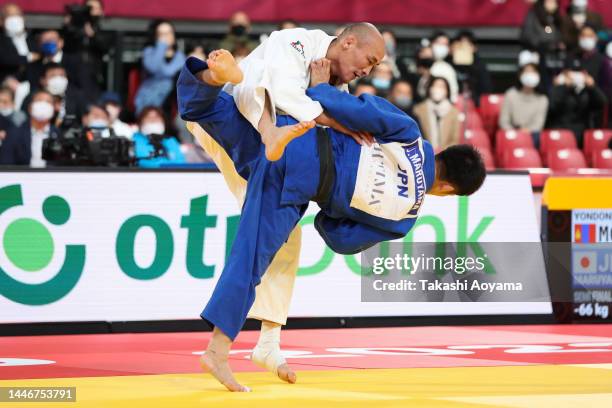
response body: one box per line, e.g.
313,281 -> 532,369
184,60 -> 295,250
177,50 -> 486,392
185,23 -> 386,384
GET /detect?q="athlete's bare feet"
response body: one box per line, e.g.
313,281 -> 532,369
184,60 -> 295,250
206,49 -> 243,86
262,120 -> 316,161
200,328 -> 250,392
251,345 -> 297,384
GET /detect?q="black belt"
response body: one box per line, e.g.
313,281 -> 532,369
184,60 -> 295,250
312,127 -> 335,205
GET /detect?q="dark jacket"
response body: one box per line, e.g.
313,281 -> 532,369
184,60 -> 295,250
0,32 -> 36,82
21,86 -> 87,123
0,121 -> 60,165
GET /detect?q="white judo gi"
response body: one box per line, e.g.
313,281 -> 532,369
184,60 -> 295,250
187,28 -> 343,325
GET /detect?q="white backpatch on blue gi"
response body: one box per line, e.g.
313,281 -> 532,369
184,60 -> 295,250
350,139 -> 427,221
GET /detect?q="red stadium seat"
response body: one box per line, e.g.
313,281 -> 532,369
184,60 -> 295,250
459,111 -> 485,132
127,67 -> 142,113
476,147 -> 495,170
494,129 -> 533,162
548,148 -> 587,171
592,149 -> 612,169
540,129 -> 577,165
462,128 -> 491,149
502,147 -> 542,169
584,129 -> 612,165
479,93 -> 504,138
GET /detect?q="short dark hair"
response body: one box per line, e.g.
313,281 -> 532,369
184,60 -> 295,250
435,144 -> 486,196
430,30 -> 449,43
42,62 -> 66,77
137,105 -> 166,126
426,76 -> 451,99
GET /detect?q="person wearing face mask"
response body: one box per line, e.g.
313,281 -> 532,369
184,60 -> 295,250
450,30 -> 492,107
99,92 -> 134,139
428,32 -> 459,103
548,59 -> 607,146
82,103 -> 110,137
380,29 -> 409,80
134,20 -> 186,115
219,11 -> 258,62
561,0 -> 604,52
387,79 -> 414,116
0,90 -> 60,166
567,25 -> 606,90
499,64 -> 549,135
132,106 -> 185,168
21,63 -> 86,126
370,61 -> 393,96
24,30 -> 86,95
0,3 -> 38,84
413,77 -> 460,150
0,86 -> 26,128
520,0 -> 564,53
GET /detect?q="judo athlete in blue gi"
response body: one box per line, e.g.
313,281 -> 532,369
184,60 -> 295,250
177,50 -> 486,392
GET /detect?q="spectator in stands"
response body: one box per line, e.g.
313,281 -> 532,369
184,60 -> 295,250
219,11 -> 258,62
24,62 -> 87,126
561,0 -> 605,52
0,90 -> 59,167
387,79 -> 414,116
132,106 -> 185,168
429,32 -> 459,102
520,0 -> 564,54
62,0 -> 111,99
413,77 -> 461,150
82,103 -> 109,128
0,86 -> 26,127
499,63 -> 549,134
25,30 -> 86,95
380,29 -> 407,79
547,59 -> 607,146
569,25 -> 607,90
414,45 -> 435,102
352,79 -> 376,97
0,3 -> 38,84
370,61 -> 394,96
278,20 -> 298,30
604,42 -> 612,124
2,75 -> 28,111
450,30 -> 492,107
134,20 -> 185,115
100,92 -> 133,139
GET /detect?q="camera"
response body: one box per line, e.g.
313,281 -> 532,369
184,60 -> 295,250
43,115 -> 133,167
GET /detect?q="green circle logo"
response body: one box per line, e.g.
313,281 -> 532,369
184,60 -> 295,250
3,218 -> 54,272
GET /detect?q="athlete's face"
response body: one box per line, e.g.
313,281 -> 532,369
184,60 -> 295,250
334,35 -> 384,84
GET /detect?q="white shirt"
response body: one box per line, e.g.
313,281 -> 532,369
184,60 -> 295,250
227,28 -> 343,129
30,125 -> 50,168
10,32 -> 29,57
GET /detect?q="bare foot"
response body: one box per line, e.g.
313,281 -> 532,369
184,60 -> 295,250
251,346 -> 297,384
262,121 -> 316,161
207,49 -> 244,85
200,351 -> 251,392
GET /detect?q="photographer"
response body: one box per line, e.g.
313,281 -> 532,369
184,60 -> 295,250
132,106 -> 185,168
62,0 -> 110,99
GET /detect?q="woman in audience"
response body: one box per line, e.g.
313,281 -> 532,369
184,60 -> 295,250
412,77 -> 461,150
499,63 -> 549,133
134,20 -> 185,114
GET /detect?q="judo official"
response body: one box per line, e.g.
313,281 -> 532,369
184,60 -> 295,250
185,23 -> 385,385
177,50 -> 486,392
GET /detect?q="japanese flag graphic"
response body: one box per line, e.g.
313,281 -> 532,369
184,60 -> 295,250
573,251 -> 597,273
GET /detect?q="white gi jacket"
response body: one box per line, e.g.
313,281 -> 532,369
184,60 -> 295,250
225,28 -> 345,129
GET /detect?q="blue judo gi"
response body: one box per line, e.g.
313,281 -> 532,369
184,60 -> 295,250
177,57 -> 435,340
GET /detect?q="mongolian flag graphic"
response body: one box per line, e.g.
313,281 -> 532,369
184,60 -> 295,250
574,223 -> 597,243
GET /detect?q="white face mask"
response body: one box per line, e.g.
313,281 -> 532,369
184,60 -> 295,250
432,44 -> 449,61
571,71 -> 586,90
0,107 -> 13,116
579,37 -> 597,51
30,101 -> 54,121
430,87 -> 447,103
88,119 -> 109,129
4,16 -> 25,36
520,72 -> 541,88
141,122 -> 165,135
607,42 -> 612,59
46,75 -> 68,96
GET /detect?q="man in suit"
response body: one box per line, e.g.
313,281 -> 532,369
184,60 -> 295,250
0,90 -> 59,166
0,3 -> 38,83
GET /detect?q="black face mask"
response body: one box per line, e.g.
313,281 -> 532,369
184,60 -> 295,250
417,57 -> 434,69
230,25 -> 247,36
